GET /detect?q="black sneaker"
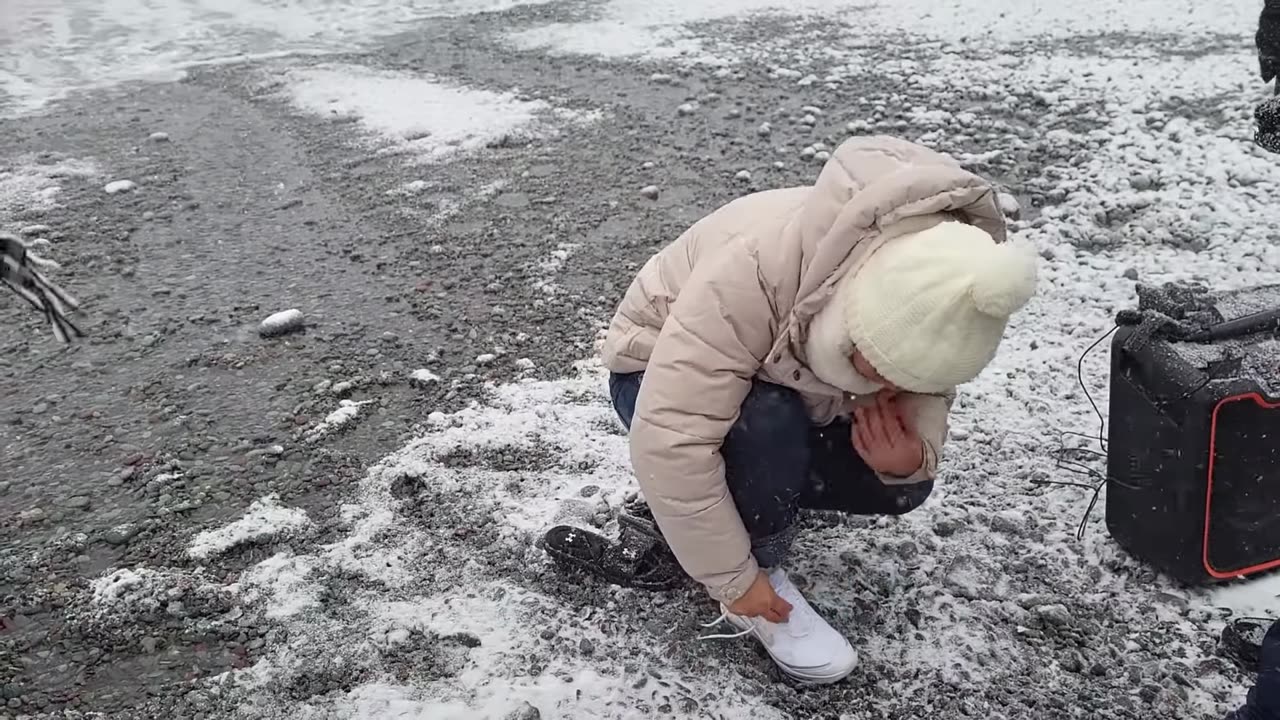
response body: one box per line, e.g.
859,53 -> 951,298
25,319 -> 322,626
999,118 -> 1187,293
1222,617 -> 1277,672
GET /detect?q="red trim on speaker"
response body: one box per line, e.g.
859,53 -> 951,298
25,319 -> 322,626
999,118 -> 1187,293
1203,392 -> 1280,579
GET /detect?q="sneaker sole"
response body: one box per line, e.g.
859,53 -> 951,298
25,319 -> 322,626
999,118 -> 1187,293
725,613 -> 858,685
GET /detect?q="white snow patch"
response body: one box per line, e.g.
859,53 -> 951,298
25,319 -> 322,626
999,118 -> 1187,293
0,157 -> 97,223
305,399 -> 372,441
507,0 -> 1255,62
236,551 -> 321,620
409,368 -> 441,384
187,494 -> 313,560
532,241 -> 579,296
276,64 -> 594,163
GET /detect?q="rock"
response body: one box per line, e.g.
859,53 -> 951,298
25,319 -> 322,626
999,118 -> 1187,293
63,496 -> 91,510
757,122 -> 772,137
1035,604 -> 1073,625
639,185 -> 660,200
578,638 -> 594,655
801,113 -> 817,125
677,103 -> 697,116
149,132 -> 170,143
409,369 -> 440,387
579,485 -> 600,497
933,518 -> 961,537
19,225 -> 50,236
104,523 -> 141,546
734,170 -> 752,182
1129,173 -> 1153,191
504,702 -> 541,720
515,358 -> 535,371
19,508 -> 47,524
476,353 -> 497,365
259,309 -> 304,338
104,180 -> 137,194
1123,267 -> 1139,280
997,192 -> 1021,219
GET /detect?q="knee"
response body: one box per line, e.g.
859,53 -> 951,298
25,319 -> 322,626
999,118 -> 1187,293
883,481 -> 934,516
736,382 -> 809,436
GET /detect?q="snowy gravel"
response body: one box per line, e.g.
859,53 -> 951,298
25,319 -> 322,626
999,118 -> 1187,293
3,0 -> 1280,718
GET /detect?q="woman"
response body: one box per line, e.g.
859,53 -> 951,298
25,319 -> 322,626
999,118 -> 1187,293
562,135 -> 1038,683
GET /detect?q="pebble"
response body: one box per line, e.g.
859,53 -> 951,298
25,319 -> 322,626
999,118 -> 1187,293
801,113 -> 817,125
1123,267 -> 1139,280
515,358 -> 536,371
19,225 -> 50,236
104,180 -> 137,194
1035,604 -> 1073,625
63,496 -> 91,510
997,192 -> 1022,220
409,369 -> 441,387
1129,173 -> 1153,191
757,122 -> 772,137
504,702 -> 541,720
149,132 -> 170,142
676,103 -> 697,116
734,170 -> 752,182
476,353 -> 497,365
578,638 -> 594,655
933,518 -> 961,537
639,185 -> 660,200
104,523 -> 141,545
814,151 -> 831,162
259,309 -> 304,338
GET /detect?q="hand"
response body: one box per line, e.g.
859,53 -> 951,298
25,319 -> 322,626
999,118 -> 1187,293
727,570 -> 793,623
852,392 -> 924,477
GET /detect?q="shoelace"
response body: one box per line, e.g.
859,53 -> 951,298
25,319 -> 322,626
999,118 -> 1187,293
697,610 -> 753,641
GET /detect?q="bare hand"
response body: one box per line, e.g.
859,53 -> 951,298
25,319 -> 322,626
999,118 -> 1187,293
727,570 -> 793,623
852,392 -> 924,477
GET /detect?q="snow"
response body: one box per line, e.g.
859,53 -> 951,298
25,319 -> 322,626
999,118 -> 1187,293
275,64 -> 593,164
0,0 -> 561,116
305,399 -> 373,441
507,0 -> 1255,62
187,494 -> 314,560
409,368 -> 441,384
0,157 -> 96,225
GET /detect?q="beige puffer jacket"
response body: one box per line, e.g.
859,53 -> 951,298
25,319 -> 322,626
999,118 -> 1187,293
600,135 -> 1007,603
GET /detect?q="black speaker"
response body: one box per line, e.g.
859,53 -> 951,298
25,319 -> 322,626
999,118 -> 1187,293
1105,284 -> 1280,585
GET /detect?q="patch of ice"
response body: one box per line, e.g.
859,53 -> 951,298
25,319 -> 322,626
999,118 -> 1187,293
187,494 -> 314,560
275,64 -> 594,163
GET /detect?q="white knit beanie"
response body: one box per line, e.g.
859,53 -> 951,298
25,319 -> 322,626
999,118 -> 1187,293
838,221 -> 1038,394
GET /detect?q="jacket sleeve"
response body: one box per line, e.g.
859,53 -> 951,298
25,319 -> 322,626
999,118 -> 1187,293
875,390 -> 954,486
628,239 -> 776,604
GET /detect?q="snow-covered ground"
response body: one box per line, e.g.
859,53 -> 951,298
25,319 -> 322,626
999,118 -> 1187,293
4,0 -> 1280,717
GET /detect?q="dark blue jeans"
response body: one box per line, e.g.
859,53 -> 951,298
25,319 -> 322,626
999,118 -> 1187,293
610,372 -> 933,568
1229,622 -> 1280,720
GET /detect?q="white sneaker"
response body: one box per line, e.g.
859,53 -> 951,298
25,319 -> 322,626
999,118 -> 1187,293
703,568 -> 858,684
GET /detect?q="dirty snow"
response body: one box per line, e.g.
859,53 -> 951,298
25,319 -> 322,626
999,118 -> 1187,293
187,494 -> 314,560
